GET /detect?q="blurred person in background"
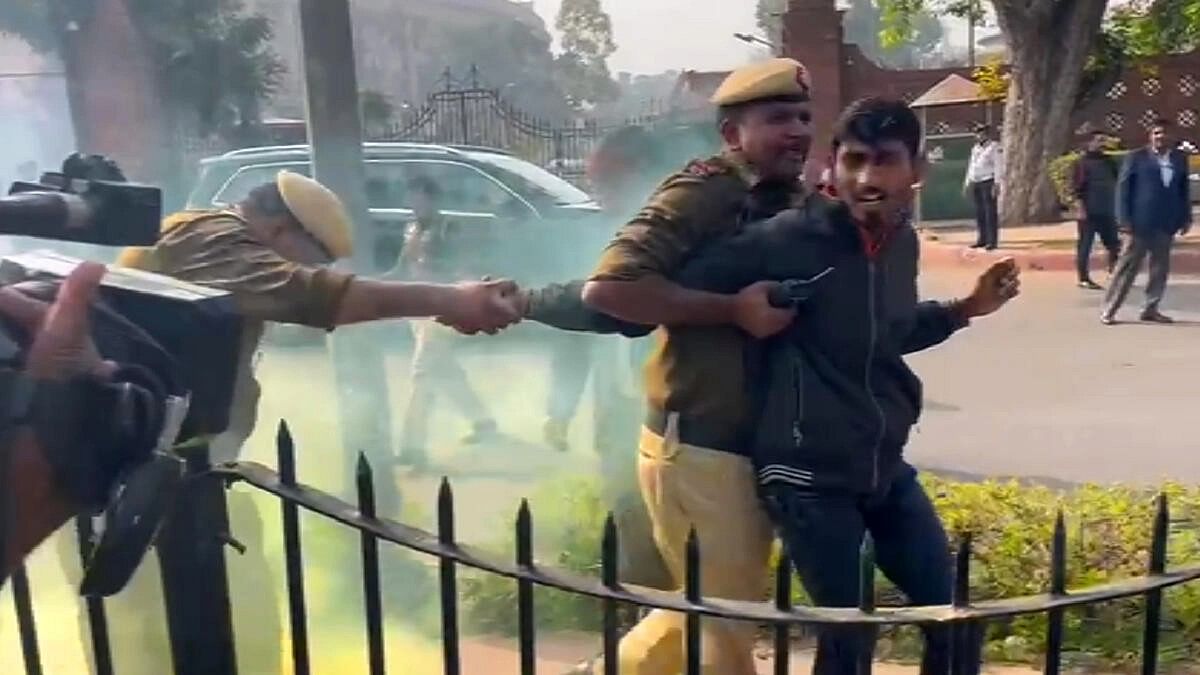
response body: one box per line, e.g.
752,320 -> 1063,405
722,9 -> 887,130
541,126 -> 673,595
964,123 -> 1002,250
391,176 -> 498,470
542,126 -> 660,452
1072,130 -> 1121,290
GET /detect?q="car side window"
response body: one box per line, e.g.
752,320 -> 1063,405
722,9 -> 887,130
363,163 -> 412,209
403,161 -> 519,214
213,163 -> 310,205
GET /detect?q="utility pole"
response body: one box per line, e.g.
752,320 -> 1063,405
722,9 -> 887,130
297,0 -> 398,509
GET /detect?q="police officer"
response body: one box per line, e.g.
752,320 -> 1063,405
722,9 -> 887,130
492,58 -> 814,675
118,170 -> 518,461
63,172 -> 522,675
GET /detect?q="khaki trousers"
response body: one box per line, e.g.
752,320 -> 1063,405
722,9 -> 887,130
611,425 -> 774,675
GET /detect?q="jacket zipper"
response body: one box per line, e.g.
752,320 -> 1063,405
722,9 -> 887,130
865,262 -> 886,490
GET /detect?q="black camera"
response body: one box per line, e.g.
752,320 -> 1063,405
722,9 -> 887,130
2,154 -> 161,246
0,155 -> 246,596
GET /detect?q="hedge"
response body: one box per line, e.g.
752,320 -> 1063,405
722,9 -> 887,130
459,475 -> 1200,667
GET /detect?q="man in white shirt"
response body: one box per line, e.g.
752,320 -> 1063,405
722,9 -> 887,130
963,124 -> 1002,249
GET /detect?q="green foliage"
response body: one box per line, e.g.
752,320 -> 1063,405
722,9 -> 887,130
756,0 -> 944,68
554,0 -> 618,109
359,89 -> 395,137
1047,144 -> 1125,206
461,477 -> 609,634
972,57 -> 1008,101
878,0 -> 984,51
0,0 -> 283,142
126,0 -> 283,137
463,473 -> 1200,666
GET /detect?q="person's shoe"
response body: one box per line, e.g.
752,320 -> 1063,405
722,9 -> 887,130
462,419 -> 499,444
1100,313 -> 1118,325
1140,310 -> 1175,324
543,418 -> 570,452
1078,279 -> 1103,290
984,244 -> 998,251
969,242 -> 986,249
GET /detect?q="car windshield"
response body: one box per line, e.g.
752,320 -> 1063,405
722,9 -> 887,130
467,152 -> 592,205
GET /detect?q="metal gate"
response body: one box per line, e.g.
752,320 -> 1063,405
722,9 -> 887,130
376,67 -> 668,184
8,420 -> 1200,675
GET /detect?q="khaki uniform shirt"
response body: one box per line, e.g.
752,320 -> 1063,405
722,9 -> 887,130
117,209 -> 354,461
583,152 -> 801,446
586,152 -> 806,446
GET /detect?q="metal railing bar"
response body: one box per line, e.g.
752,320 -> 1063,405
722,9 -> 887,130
219,462 -> 1200,626
277,424 -> 311,675
11,565 -> 43,675
356,454 -> 386,675
75,516 -> 114,675
1141,494 -> 1169,675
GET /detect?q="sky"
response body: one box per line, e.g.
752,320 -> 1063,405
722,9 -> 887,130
528,0 -> 766,75
527,0 -> 978,75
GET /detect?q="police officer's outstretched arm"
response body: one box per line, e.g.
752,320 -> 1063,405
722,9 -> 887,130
336,277 -> 522,335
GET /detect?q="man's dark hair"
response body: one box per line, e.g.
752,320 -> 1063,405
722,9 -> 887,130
1151,118 -> 1172,130
1089,129 -> 1106,138
831,96 -> 923,159
408,175 -> 441,200
243,182 -> 290,217
973,123 -> 991,135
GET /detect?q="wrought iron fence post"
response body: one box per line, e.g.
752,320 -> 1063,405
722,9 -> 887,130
857,532 -> 876,675
950,533 -> 982,675
1045,511 -> 1067,675
1141,494 -> 1169,675
155,444 -> 238,675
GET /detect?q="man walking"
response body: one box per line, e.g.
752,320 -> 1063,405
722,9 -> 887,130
392,176 -> 498,469
964,123 -> 1002,249
1102,119 -> 1192,324
1072,130 -> 1121,289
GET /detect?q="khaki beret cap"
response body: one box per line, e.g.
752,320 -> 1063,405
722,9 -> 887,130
276,170 -> 353,259
711,58 -> 812,106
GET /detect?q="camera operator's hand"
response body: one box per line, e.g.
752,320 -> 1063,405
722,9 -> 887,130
0,262 -> 114,381
0,263 -> 113,579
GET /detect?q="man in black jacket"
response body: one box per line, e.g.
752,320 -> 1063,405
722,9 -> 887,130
1072,130 -> 1121,289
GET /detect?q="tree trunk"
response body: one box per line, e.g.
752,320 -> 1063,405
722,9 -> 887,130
994,0 -> 1108,226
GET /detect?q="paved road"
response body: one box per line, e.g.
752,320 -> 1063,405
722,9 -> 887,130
908,267 -> 1200,485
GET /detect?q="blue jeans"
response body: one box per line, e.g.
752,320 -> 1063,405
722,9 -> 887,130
762,467 -> 975,675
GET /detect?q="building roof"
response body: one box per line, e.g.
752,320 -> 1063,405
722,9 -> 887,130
910,73 -> 985,109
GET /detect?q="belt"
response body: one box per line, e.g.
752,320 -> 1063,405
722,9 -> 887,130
643,407 -> 747,457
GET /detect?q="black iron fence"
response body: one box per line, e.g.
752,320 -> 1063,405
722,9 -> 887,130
8,421 -> 1200,675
